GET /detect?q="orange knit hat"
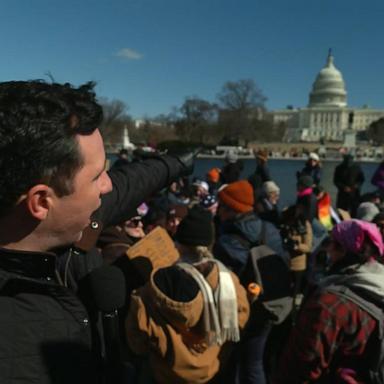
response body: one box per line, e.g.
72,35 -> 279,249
218,180 -> 254,213
206,167 -> 221,183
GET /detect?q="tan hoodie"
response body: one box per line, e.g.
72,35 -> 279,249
126,261 -> 249,383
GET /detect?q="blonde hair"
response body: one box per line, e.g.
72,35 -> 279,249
177,243 -> 214,263
194,246 -> 214,260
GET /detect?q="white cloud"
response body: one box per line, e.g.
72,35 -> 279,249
116,48 -> 143,60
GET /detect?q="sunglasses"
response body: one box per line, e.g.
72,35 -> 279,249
125,217 -> 143,228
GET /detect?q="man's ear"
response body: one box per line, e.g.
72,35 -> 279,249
25,184 -> 53,221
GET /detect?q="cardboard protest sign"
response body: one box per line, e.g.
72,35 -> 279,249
126,226 -> 180,280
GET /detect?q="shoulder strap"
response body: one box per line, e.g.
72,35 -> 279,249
326,284 -> 384,383
259,220 -> 266,246
325,284 -> 384,338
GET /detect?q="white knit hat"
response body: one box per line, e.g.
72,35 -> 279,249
193,180 -> 209,192
263,181 -> 280,196
356,202 -> 380,222
309,152 -> 320,162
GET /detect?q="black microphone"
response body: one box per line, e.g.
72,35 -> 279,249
89,265 -> 126,384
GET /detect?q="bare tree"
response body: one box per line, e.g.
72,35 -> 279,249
367,118 -> 384,144
129,116 -> 178,148
99,98 -> 132,148
217,79 -> 267,144
173,97 -> 217,143
217,79 -> 266,111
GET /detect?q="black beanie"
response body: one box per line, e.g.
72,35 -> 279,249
175,205 -> 214,247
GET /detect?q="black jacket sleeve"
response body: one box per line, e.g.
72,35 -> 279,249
94,155 -> 185,227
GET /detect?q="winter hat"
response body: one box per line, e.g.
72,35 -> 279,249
200,194 -> 218,209
356,202 -> 380,222
297,175 -> 314,189
332,219 -> 384,256
175,206 -> 214,246
309,152 -> 320,162
218,180 -> 254,213
206,167 -> 221,183
193,180 -> 210,193
263,181 -> 280,196
226,151 -> 238,164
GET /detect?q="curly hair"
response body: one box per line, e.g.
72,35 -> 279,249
0,80 -> 103,216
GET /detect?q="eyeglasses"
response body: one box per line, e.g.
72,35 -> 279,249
125,217 -> 143,228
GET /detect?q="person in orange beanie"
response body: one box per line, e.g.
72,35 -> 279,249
207,167 -> 221,183
214,180 -> 287,384
206,167 -> 221,195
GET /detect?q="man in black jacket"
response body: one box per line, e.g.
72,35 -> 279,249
0,80 -> 192,383
333,154 -> 365,217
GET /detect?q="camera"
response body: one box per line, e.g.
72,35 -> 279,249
295,221 -> 307,236
280,221 -> 307,252
282,236 -> 298,252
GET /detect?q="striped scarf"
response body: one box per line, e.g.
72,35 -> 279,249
177,260 -> 239,346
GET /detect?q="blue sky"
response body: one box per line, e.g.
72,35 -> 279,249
1,0 -> 384,118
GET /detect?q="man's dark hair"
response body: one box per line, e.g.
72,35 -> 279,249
0,80 -> 103,216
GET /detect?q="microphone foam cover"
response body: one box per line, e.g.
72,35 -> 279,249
89,265 -> 126,312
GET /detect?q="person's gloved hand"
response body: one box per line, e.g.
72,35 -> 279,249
169,147 -> 202,176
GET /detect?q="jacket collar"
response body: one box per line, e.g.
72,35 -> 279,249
0,247 -> 57,280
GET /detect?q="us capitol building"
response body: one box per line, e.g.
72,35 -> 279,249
269,50 -> 384,142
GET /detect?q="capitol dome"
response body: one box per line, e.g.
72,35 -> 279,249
308,51 -> 347,108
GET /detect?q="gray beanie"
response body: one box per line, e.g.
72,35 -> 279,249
356,202 -> 380,222
263,181 -> 280,196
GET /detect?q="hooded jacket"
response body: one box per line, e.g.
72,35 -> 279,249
126,261 -> 249,384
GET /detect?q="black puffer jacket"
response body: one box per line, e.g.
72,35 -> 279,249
0,249 -> 97,384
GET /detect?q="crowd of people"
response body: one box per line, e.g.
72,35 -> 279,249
2,80 -> 384,384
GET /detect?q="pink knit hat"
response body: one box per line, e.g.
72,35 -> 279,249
332,219 -> 384,256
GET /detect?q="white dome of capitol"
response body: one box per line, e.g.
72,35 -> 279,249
309,50 -> 347,108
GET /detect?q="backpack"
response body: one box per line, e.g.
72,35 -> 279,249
230,220 -> 292,325
240,243 -> 293,325
325,284 -> 384,384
